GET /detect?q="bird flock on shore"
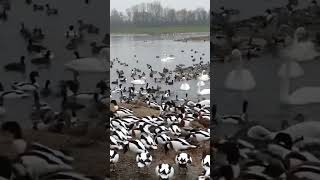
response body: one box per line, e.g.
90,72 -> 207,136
110,97 -> 211,179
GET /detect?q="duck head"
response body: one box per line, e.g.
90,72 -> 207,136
164,142 -> 171,154
273,132 -> 293,150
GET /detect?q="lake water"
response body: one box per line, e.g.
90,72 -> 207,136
110,33 -> 210,103
0,0 -> 108,127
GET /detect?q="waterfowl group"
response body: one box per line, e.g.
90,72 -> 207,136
213,1 -> 320,179
0,0 -> 107,178
110,96 -> 210,179
0,121 -> 104,180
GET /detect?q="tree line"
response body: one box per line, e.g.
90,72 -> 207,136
111,1 -> 210,27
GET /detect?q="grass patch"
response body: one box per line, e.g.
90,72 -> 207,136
111,25 -> 209,34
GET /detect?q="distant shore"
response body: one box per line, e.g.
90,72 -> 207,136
110,25 -> 209,34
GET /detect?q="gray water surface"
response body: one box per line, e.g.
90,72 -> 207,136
110,33 -> 210,102
0,0 -> 108,127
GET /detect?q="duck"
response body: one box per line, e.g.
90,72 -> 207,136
0,83 -> 29,99
145,98 -> 160,110
12,71 -> 40,91
185,130 -> 210,143
40,80 -> 52,97
33,4 -> 44,11
136,152 -> 152,173
281,162 -> 320,180
155,134 -> 172,145
31,50 -> 53,64
65,25 -> 79,39
123,140 -> 147,154
37,171 -> 100,180
155,163 -> 175,180
27,39 -> 47,53
110,150 -> 119,172
45,4 -> 58,16
110,136 -> 123,150
175,153 -> 192,174
201,154 -> 210,171
164,138 -> 197,152
215,100 -> 248,124
140,133 -> 157,150
1,121 -> 73,178
169,124 -> 182,136
90,42 -> 106,54
4,56 -> 26,72
110,100 -> 133,117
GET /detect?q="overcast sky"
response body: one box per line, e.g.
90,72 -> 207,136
111,0 -> 210,12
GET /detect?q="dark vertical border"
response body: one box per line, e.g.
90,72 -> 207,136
210,0 -> 215,179
106,0 -> 110,178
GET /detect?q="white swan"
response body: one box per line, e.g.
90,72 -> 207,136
180,77 -> 190,91
278,60 -> 304,78
197,82 -> 210,96
198,70 -> 210,81
282,27 -> 319,62
65,57 -> 107,73
225,49 -> 256,91
197,81 -> 205,87
280,58 -> 320,105
161,54 -> 175,62
131,78 -> 146,85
